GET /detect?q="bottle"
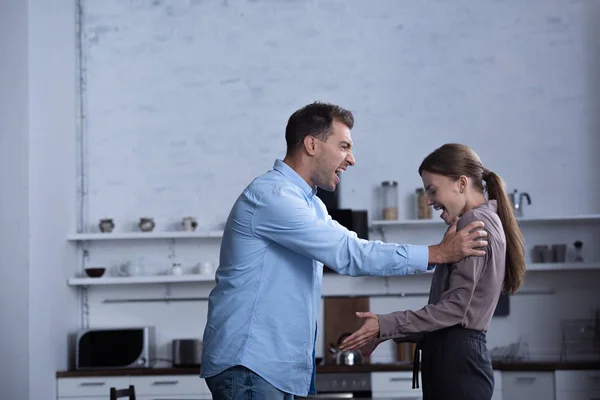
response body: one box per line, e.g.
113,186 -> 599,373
573,240 -> 584,262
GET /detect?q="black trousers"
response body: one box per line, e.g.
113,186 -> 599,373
415,326 -> 494,400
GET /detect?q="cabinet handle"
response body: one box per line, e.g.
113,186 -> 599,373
152,380 -> 179,385
515,377 -> 537,383
390,377 -> 412,382
79,382 -> 106,386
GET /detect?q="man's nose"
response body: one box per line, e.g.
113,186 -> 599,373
426,196 -> 434,206
346,152 -> 356,166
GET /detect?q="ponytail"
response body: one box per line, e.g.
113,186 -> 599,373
484,170 -> 526,294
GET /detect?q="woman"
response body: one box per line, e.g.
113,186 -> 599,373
340,143 -> 526,400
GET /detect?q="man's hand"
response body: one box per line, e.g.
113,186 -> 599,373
339,312 -> 380,351
428,217 -> 487,265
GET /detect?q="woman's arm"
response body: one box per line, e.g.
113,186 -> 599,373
378,245 -> 488,341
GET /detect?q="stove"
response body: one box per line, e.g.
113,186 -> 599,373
296,372 -> 372,399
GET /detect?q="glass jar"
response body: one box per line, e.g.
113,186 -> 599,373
416,188 -> 432,219
381,181 -> 398,220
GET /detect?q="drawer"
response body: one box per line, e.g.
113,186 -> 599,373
137,396 -> 212,400
57,398 -> 106,400
373,371 -> 502,395
556,390 -> 600,400
57,377 -> 130,396
556,370 -> 600,392
502,371 -> 554,400
130,375 -> 210,395
372,371 -> 417,395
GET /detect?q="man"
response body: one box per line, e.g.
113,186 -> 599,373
200,102 -> 487,399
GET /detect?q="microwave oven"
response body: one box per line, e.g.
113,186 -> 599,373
75,327 -> 155,370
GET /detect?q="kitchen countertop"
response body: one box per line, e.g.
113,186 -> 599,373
56,360 -> 600,378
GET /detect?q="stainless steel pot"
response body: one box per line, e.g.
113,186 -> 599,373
329,333 -> 364,366
172,339 -> 202,368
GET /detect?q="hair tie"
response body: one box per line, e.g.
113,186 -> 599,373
482,168 -> 491,179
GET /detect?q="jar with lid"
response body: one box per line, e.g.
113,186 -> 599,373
416,188 -> 432,219
381,181 -> 398,220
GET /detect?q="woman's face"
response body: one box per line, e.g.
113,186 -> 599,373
421,171 -> 467,225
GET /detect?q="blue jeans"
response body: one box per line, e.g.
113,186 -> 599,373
205,365 -> 294,400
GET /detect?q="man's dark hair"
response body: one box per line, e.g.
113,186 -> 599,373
285,101 -> 354,155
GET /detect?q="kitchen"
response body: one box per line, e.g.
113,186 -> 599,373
1,0 -> 600,399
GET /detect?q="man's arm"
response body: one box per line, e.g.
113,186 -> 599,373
251,186 -> 428,276
428,217 -> 488,265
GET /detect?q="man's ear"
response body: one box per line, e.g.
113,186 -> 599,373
304,135 -> 318,156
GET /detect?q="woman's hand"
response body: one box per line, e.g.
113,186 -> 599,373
339,311 -> 380,351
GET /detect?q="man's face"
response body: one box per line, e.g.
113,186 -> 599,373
312,120 -> 356,191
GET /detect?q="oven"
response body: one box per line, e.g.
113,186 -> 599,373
295,373 -> 372,399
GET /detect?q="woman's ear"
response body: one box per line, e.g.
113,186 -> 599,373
459,175 -> 468,194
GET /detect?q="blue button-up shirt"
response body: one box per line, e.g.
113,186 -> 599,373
200,159 -> 429,396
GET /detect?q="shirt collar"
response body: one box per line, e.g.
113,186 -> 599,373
273,159 -> 318,198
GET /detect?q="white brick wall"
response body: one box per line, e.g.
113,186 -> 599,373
77,0 -> 600,364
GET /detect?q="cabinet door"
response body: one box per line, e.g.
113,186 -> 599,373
502,372 -> 555,400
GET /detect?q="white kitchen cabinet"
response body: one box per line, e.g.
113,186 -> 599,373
502,371 -> 555,400
130,375 -> 210,397
57,375 -> 211,400
57,398 -> 105,400
137,397 -> 211,400
371,371 -> 502,400
372,371 -> 422,399
555,370 -> 600,400
137,396 -> 211,400
57,376 -> 130,397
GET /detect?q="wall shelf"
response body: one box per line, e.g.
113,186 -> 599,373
67,274 -> 216,286
526,262 -> 600,272
67,230 -> 224,241
371,213 -> 600,228
66,263 -> 600,286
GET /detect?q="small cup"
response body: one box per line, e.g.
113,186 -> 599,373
171,263 -> 183,276
198,261 -> 213,275
532,245 -> 549,263
99,219 -> 114,233
552,244 -> 567,263
139,217 -> 155,232
182,217 -> 198,232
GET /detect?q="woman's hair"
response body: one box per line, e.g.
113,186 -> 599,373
418,143 -> 525,295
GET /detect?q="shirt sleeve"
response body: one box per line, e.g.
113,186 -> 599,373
251,186 -> 429,276
377,213 -> 489,340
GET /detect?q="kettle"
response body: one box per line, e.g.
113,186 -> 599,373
329,333 -> 364,366
508,189 -> 531,217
